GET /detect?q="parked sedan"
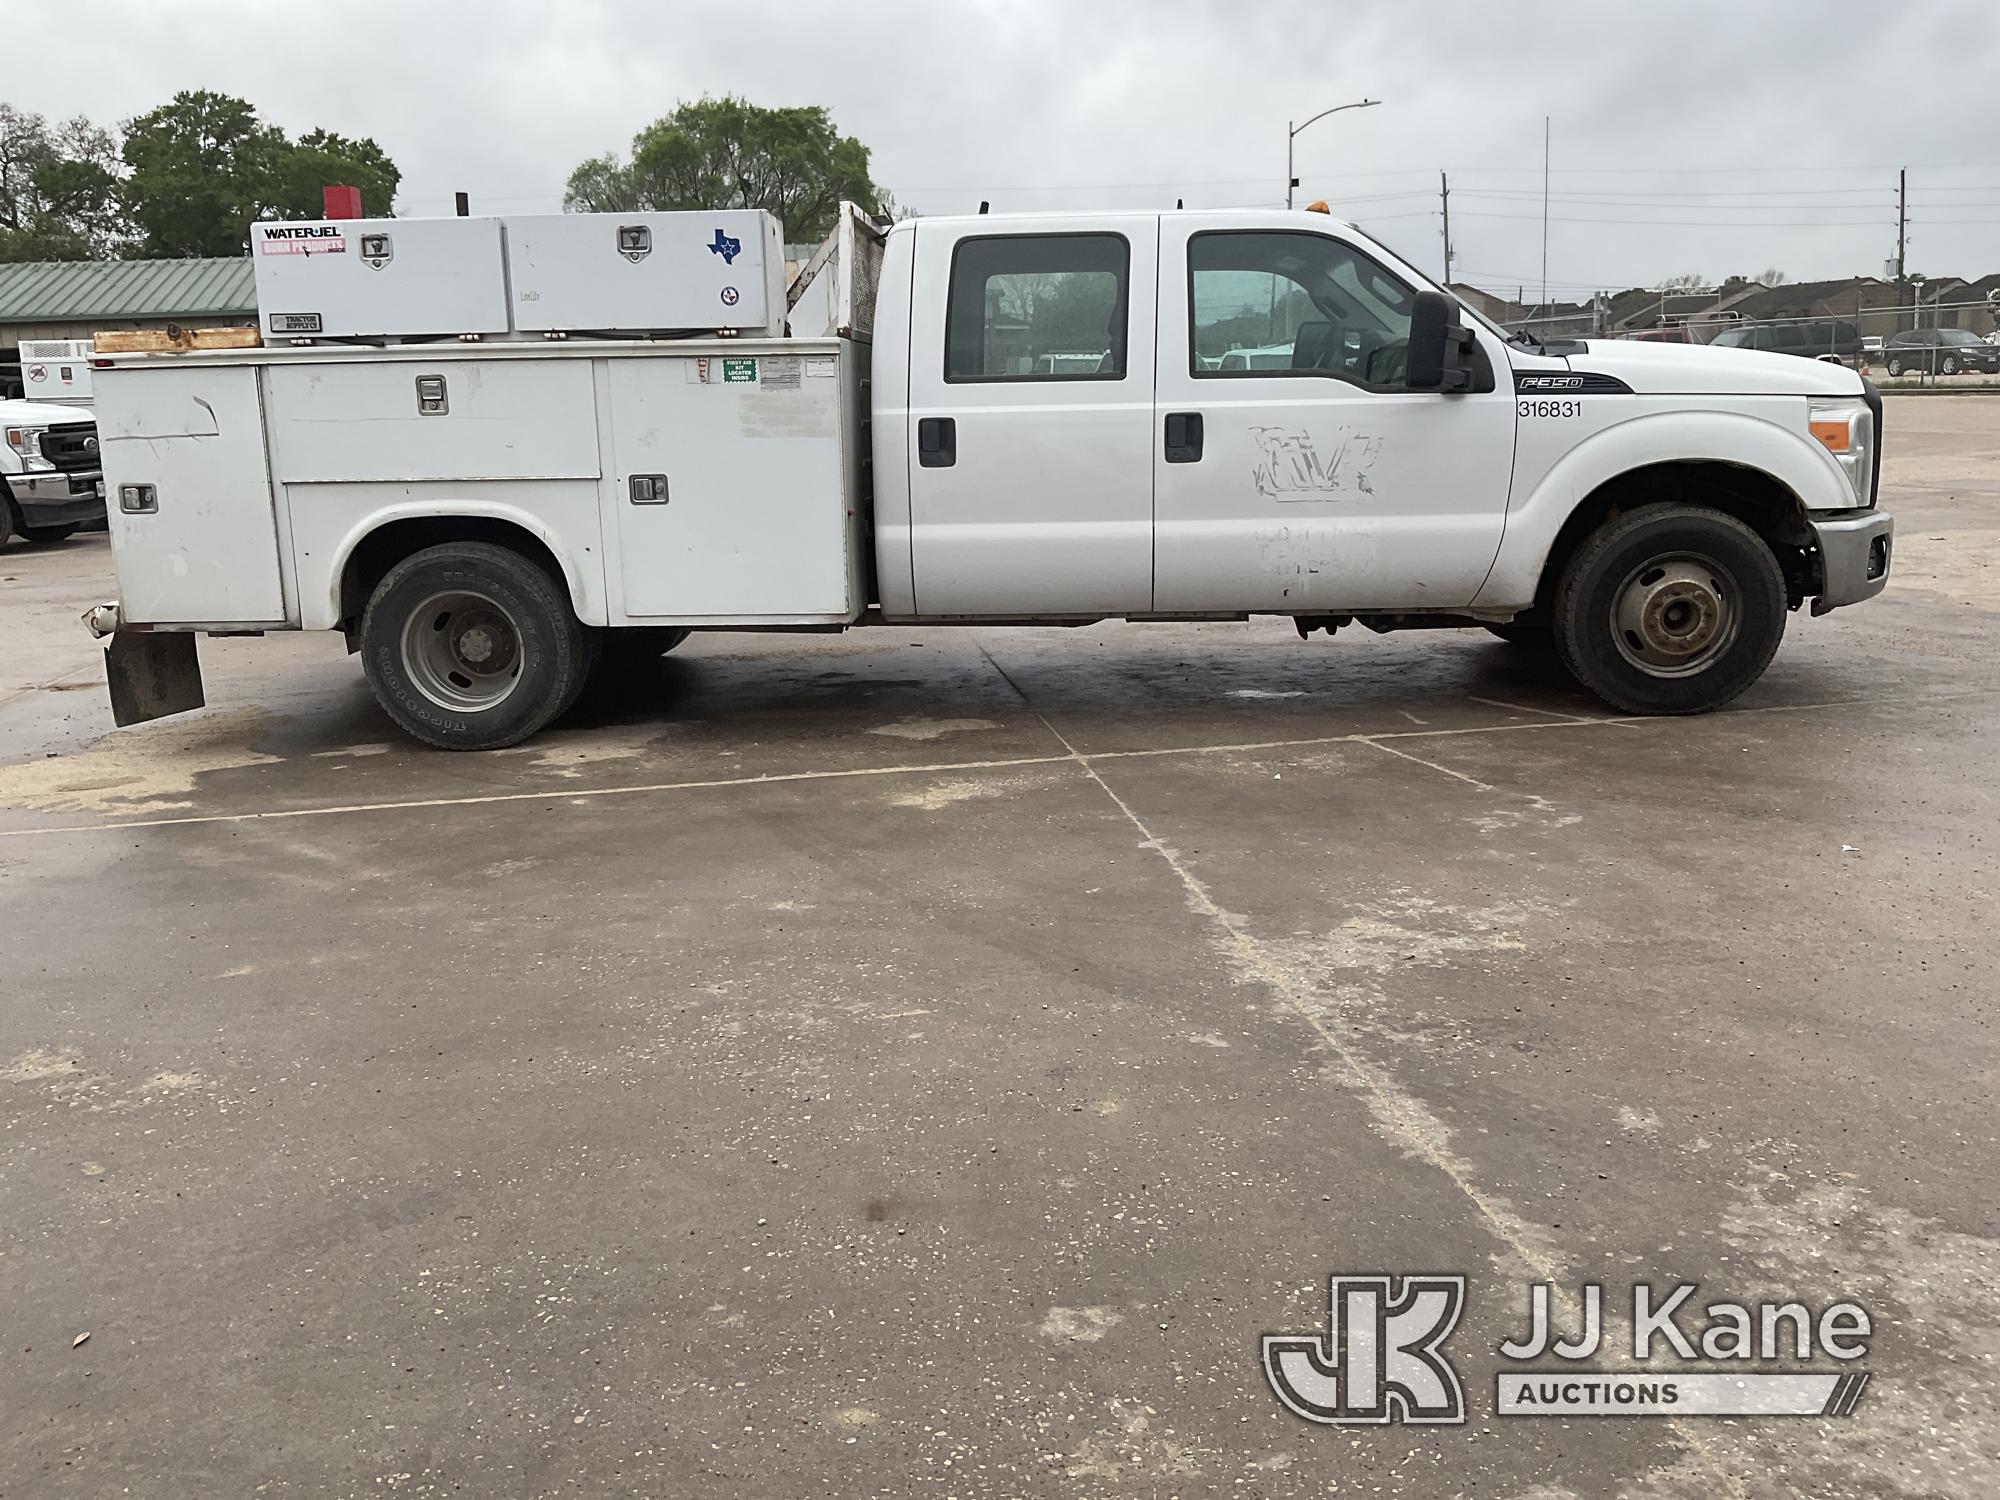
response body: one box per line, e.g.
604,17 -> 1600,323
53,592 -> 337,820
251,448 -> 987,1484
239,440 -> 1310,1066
1882,328 -> 2000,377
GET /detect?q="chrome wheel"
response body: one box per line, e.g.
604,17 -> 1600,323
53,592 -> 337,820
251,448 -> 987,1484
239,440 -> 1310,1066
400,589 -> 523,711
1609,552 -> 1740,678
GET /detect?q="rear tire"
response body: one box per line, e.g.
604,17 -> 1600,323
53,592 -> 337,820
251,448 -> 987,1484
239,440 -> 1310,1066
19,523 -> 78,546
1553,504 -> 1786,715
360,541 -> 586,750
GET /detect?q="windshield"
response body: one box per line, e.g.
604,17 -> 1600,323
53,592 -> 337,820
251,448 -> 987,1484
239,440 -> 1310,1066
1335,220 -> 1516,343
1451,290 -> 1514,342
1938,328 -> 1982,345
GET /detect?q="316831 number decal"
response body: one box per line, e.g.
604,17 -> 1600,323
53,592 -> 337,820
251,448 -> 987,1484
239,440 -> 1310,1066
1518,399 -> 1583,419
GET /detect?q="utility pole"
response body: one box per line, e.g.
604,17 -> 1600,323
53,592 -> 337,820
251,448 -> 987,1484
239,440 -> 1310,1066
1540,116 -> 1551,321
1440,170 -> 1453,284
1895,167 -> 1908,321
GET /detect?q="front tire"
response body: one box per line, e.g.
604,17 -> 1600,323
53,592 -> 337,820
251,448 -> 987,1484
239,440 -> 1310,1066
0,499 -> 16,548
1553,505 -> 1786,715
1941,355 -> 1960,376
360,541 -> 586,750
1886,357 -> 1904,377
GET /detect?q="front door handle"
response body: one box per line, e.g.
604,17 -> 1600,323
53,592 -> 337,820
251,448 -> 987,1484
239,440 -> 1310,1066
1164,411 -> 1203,463
917,416 -> 957,468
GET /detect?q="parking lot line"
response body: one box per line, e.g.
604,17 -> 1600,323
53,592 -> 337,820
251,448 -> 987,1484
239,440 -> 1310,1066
1017,698 -> 1757,1500
1468,694 -> 1618,724
1353,735 -> 1498,789
0,664 -> 99,712
0,715 -> 1609,842
5,686 -> 1993,842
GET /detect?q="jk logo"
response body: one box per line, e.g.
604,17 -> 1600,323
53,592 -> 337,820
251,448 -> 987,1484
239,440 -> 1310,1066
1263,1275 -> 1467,1425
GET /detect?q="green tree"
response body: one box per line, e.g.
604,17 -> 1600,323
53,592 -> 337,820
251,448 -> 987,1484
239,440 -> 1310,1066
120,91 -> 400,257
565,96 -> 884,242
0,104 -> 123,260
270,128 -> 399,221
120,91 -> 284,256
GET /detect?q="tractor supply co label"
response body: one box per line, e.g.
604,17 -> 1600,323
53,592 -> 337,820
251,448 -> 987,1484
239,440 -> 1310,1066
721,357 -> 759,384
268,313 -> 323,334
258,226 -> 347,255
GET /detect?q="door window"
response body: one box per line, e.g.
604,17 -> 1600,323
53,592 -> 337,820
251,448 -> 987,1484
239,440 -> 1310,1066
944,234 -> 1128,382
1189,231 -> 1417,387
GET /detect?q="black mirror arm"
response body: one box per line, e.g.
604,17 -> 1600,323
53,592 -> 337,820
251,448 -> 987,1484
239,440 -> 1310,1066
1440,325 -> 1476,393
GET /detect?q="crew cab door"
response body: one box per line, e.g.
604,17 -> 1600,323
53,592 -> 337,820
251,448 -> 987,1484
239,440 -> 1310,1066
905,217 -> 1157,615
1152,217 -> 1516,612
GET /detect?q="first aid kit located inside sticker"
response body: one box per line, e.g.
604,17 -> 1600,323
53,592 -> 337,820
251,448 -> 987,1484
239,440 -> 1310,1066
721,358 -> 759,384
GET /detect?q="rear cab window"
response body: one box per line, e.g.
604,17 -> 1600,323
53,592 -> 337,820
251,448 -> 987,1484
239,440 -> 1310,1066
944,234 -> 1128,382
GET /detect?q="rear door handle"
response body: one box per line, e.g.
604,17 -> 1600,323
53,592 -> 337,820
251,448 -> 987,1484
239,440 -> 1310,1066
917,416 -> 956,468
1164,411 -> 1203,463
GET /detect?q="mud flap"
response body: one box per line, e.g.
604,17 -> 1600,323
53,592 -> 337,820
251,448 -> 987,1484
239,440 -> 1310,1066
105,630 -> 205,727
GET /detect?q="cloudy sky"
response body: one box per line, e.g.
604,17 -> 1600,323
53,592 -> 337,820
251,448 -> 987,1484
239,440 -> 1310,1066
11,0 -> 1999,299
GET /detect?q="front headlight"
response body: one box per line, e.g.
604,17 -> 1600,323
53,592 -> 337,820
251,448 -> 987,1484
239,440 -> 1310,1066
1809,398 -> 1873,507
3,425 -> 53,472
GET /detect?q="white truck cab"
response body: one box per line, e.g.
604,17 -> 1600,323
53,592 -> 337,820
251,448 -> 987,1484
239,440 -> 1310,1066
87,205 -> 1891,749
2,395 -> 104,549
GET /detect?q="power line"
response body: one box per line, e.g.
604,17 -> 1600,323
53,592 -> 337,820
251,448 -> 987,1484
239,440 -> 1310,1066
1451,210 -> 1964,227
1458,185 -> 1909,199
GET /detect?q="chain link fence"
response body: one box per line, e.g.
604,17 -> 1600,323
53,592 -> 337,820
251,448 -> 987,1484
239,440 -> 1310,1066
1498,295 -> 2000,384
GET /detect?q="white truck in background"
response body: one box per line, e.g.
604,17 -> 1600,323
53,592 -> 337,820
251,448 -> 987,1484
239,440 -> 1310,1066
18,339 -> 95,406
2,387 -> 103,549
86,204 -> 1891,749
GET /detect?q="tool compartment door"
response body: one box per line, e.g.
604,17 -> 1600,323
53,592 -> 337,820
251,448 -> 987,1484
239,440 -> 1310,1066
99,363 -> 287,624
606,352 -> 854,621
263,357 -> 600,483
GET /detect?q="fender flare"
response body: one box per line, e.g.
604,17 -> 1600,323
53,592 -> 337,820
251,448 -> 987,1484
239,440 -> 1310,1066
313,499 -> 606,630
1474,408 -> 1850,611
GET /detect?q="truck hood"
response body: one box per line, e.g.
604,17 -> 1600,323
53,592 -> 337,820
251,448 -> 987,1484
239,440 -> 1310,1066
1543,339 -> 1865,398
0,396 -> 93,425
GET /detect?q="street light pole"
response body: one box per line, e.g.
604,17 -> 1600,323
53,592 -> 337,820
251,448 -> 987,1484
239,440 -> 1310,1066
1287,99 -> 1380,210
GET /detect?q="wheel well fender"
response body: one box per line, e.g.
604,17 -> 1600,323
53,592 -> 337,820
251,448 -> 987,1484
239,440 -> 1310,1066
1474,410 -> 1846,614
323,506 -> 606,641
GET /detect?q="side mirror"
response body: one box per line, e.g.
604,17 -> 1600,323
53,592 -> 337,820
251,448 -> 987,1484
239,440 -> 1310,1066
1407,290 -> 1475,393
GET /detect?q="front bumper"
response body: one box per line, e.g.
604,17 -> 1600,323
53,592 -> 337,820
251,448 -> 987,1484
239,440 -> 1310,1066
1810,510 -> 1894,615
6,468 -> 106,526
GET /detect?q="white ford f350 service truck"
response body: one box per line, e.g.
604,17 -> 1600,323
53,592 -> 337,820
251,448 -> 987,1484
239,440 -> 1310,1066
85,204 -> 1891,749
